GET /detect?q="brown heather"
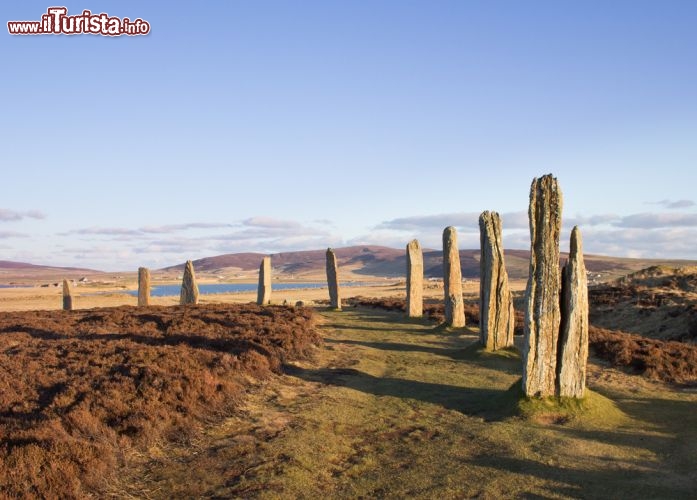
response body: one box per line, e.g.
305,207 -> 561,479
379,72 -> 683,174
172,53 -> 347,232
0,303 -> 319,498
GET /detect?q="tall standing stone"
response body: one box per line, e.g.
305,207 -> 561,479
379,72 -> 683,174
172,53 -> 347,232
557,226 -> 589,398
443,226 -> 465,327
62,279 -> 73,311
257,256 -> 272,305
406,239 -> 423,318
523,174 -> 563,397
138,267 -> 150,307
180,260 -> 199,305
326,248 -> 341,310
479,211 -> 514,350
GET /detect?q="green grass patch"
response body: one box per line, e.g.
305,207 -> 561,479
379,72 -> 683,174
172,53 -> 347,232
508,382 -> 629,428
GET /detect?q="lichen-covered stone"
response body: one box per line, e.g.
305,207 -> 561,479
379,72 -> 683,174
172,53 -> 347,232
443,226 -> 465,327
62,279 -> 73,311
180,260 -> 199,305
479,211 -> 514,350
326,248 -> 341,310
406,239 -> 423,318
557,226 -> 589,398
257,256 -> 271,305
138,267 -> 150,307
523,174 -> 563,397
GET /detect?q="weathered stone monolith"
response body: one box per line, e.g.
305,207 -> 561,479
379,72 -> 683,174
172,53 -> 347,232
62,279 -> 73,311
180,260 -> 199,305
523,174 -> 563,397
557,226 -> 589,398
326,248 -> 341,310
138,267 -> 150,306
443,226 -> 465,327
257,256 -> 271,305
479,211 -> 514,350
406,239 -> 423,318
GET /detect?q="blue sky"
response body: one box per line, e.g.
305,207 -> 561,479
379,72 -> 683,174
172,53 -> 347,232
2,1 -> 696,270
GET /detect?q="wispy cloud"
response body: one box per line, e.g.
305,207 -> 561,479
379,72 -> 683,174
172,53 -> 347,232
615,213 -> 697,229
139,222 -> 233,234
580,227 -> 697,259
0,209 -> 46,222
60,227 -> 142,236
0,231 -> 29,239
379,207 -> 697,234
647,199 -> 695,209
242,216 -> 302,229
135,238 -> 209,254
377,211 -> 528,231
564,214 -> 622,227
50,217 -> 344,269
59,222 -> 233,237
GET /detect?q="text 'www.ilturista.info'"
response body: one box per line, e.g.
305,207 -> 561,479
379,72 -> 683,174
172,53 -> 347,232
8,7 -> 150,36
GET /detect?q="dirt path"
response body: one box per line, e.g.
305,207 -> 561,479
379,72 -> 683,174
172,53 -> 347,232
118,308 -> 697,499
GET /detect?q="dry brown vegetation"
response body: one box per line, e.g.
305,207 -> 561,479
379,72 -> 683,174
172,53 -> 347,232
345,295 -> 697,386
589,325 -> 697,385
589,266 -> 697,341
0,304 -> 319,498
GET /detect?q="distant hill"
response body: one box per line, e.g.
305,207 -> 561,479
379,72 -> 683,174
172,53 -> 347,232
161,246 -> 697,283
0,260 -> 96,273
0,261 -> 100,284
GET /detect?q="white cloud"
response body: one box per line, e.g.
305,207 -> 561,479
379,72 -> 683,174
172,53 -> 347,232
564,214 -> 622,227
581,227 -> 697,259
615,213 -> 697,229
0,209 -> 46,222
0,231 -> 28,239
139,222 -> 232,233
647,199 -> 695,209
63,227 -> 142,236
243,216 -> 302,229
376,211 -> 528,231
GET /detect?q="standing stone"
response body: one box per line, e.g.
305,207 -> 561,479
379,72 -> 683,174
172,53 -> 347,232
523,174 -> 563,397
406,239 -> 423,318
326,248 -> 341,310
443,226 -> 465,327
180,260 -> 199,305
479,211 -> 514,350
138,267 -> 150,307
557,226 -> 589,398
257,256 -> 272,305
62,279 -> 73,311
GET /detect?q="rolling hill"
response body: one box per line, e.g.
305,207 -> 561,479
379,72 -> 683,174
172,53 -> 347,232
160,246 -> 697,283
0,261 -> 100,283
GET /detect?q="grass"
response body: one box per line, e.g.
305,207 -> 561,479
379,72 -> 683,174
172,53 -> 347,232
115,307 -> 696,498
